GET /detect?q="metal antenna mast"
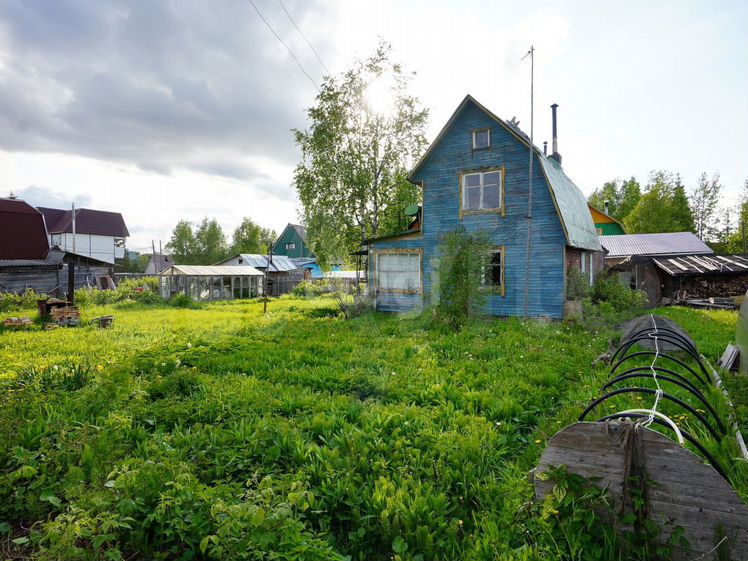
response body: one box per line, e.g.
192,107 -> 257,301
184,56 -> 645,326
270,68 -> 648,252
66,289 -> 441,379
522,45 -> 534,319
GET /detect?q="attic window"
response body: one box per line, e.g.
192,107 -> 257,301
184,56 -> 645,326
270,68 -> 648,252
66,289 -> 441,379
472,129 -> 490,149
286,242 -> 296,250
114,238 -> 125,248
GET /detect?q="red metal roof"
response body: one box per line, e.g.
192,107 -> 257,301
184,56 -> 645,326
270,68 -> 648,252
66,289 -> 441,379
0,198 -> 51,259
38,207 -> 130,237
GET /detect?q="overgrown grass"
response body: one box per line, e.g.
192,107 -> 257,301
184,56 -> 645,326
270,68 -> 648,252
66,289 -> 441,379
0,297 -> 744,560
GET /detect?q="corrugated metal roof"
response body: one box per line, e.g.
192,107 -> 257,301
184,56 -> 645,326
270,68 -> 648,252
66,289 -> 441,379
161,265 -> 264,276
38,207 -> 130,237
0,258 -> 58,269
600,232 -> 713,258
231,254 -> 300,272
539,157 -> 603,251
0,198 -> 51,260
652,254 -> 748,276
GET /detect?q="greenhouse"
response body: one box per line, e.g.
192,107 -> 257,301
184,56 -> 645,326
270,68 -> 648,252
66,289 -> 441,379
159,265 -> 264,301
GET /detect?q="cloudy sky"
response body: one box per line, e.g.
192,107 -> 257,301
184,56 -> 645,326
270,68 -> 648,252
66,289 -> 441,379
1,0 -> 746,251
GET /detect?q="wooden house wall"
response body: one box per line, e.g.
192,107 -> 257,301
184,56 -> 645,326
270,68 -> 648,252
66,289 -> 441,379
0,267 -> 60,295
371,101 -> 569,318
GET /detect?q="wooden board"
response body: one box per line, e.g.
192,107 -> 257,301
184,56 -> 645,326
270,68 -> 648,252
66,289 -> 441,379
535,422 -> 748,560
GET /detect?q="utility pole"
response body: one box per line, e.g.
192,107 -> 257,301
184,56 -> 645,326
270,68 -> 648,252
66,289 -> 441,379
72,202 -> 77,254
263,244 -> 273,314
522,45 -> 535,319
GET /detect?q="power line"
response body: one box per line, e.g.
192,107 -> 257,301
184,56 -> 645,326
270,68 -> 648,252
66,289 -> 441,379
277,0 -> 330,75
248,0 -> 319,90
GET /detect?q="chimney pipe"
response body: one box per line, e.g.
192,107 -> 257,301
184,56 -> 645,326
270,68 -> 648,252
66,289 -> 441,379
550,103 -> 562,165
604,200 -> 610,215
543,141 -> 548,156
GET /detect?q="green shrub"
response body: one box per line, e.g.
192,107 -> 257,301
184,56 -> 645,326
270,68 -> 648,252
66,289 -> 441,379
591,270 -> 647,312
433,227 -> 493,329
566,268 -> 589,301
0,288 -> 45,312
292,280 -> 324,298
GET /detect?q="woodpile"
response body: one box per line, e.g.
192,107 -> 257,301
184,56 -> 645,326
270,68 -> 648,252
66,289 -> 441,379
675,274 -> 748,300
49,306 -> 81,327
4,316 -> 33,329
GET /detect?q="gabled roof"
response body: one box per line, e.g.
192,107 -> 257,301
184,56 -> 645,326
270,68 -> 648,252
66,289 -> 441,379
600,232 -> 713,258
588,203 -> 626,231
162,265 -> 264,277
38,207 -> 130,237
217,254 -> 300,272
273,223 -> 308,251
0,198 -> 50,259
407,95 -> 602,252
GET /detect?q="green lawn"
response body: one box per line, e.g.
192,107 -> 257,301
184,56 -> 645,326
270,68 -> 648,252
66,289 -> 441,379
0,297 -> 745,560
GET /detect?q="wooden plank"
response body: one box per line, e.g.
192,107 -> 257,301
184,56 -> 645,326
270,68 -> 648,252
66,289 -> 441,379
535,422 -> 748,560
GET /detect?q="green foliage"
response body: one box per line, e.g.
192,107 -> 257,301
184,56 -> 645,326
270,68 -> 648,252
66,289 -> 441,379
565,268 -> 589,301
293,40 -> 428,268
166,219 -> 197,264
624,171 -> 695,234
292,280 -> 325,298
433,227 -> 493,329
588,177 -> 641,223
590,270 -> 647,312
75,277 -> 163,307
0,288 -> 46,312
0,297 -> 743,560
690,172 -> 722,241
231,217 -> 277,256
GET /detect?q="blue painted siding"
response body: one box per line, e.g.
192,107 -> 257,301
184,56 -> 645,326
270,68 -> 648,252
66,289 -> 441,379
370,100 -> 567,318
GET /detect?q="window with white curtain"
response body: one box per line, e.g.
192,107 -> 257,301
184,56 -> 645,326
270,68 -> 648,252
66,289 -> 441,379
462,170 -> 502,212
376,252 -> 420,292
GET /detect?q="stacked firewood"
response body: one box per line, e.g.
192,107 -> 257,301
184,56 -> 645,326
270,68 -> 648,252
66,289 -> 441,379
677,275 -> 748,299
4,316 -> 33,329
50,306 -> 81,327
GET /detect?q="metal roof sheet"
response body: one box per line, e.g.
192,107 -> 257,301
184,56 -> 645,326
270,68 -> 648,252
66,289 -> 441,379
38,207 -> 130,237
600,232 -> 713,258
234,254 -> 300,272
652,254 -> 748,276
0,198 -> 51,259
161,265 -> 264,276
539,157 -> 603,251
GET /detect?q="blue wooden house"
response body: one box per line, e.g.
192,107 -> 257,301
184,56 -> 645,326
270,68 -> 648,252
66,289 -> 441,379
364,95 -> 603,319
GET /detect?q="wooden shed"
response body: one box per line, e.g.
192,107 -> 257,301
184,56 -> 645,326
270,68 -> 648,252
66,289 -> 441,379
160,265 -> 264,301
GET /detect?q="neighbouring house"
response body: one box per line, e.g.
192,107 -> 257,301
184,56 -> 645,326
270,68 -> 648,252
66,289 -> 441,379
272,223 -> 313,258
0,198 -> 115,293
145,253 -> 176,275
215,254 -> 304,295
363,95 -> 603,319
159,265 -> 264,301
588,203 -> 626,235
597,232 -> 748,306
39,206 -> 130,264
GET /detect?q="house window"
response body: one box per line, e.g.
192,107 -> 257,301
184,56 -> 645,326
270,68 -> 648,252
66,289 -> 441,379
481,250 -> 503,288
472,129 -> 490,149
51,234 -> 61,246
286,242 -> 296,250
580,251 -> 594,284
376,252 -> 420,292
462,170 -> 502,213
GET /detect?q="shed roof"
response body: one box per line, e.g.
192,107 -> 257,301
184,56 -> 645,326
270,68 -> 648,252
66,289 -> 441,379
161,265 -> 264,276
0,198 -> 51,260
147,254 -> 175,273
221,254 -> 300,272
600,232 -> 713,258
38,207 -> 130,237
407,95 -> 601,252
652,254 -> 748,276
